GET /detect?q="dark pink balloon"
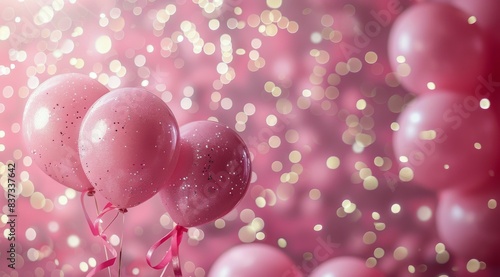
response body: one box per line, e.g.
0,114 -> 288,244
22,73 -> 109,192
79,87 -> 179,208
446,0 -> 500,44
388,3 -> 489,94
446,0 -> 500,79
436,182 -> 500,264
393,91 -> 500,190
310,256 -> 385,277
208,243 -> 302,277
160,120 -> 251,227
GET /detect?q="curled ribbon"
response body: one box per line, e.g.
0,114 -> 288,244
147,224 -> 188,276
81,189 -> 98,236
81,189 -> 126,277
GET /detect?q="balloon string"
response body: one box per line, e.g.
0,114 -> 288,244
160,266 -> 168,277
118,212 -> 126,277
93,194 -> 100,214
146,224 -> 188,276
101,209 -> 120,234
94,196 -> 112,277
84,202 -> 127,277
80,189 -> 112,277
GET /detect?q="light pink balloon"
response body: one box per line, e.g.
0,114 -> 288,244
79,87 -> 179,208
393,91 -> 500,190
310,256 -> 385,277
436,183 -> 500,264
208,243 -> 302,277
22,73 -> 109,192
160,120 -> 251,227
388,3 -> 489,94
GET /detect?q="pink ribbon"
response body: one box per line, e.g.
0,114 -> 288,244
81,189 -> 98,236
147,225 -> 188,276
81,190 -> 125,277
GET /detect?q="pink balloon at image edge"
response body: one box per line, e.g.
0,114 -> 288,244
446,0 -> 500,79
310,256 -> 385,277
22,73 -> 109,192
436,183 -> 500,264
388,2 -> 489,95
208,243 -> 303,277
393,91 -> 500,191
78,87 -> 180,209
160,120 -> 251,227
445,0 -> 500,44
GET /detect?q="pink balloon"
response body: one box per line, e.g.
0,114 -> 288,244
310,256 -> 385,277
22,73 -> 109,192
445,0 -> 500,44
160,120 -> 251,227
79,87 -> 179,208
445,0 -> 500,79
388,3 -> 489,94
208,243 -> 302,277
393,91 -> 500,190
436,182 -> 500,264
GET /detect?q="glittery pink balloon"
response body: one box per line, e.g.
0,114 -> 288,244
393,91 -> 500,190
22,73 -> 109,192
388,3 -> 489,94
160,120 -> 251,227
310,256 -> 385,277
208,243 -> 303,277
436,182 -> 500,264
79,87 -> 179,209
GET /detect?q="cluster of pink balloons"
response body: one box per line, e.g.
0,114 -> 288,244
209,243 -> 385,277
22,73 -> 252,275
391,1 -> 500,265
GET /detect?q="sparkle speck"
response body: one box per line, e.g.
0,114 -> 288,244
67,235 -> 80,248
95,35 -> 112,54
417,206 -> 432,221
480,98 -> 490,109
467,259 -> 480,273
391,203 -> 401,214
